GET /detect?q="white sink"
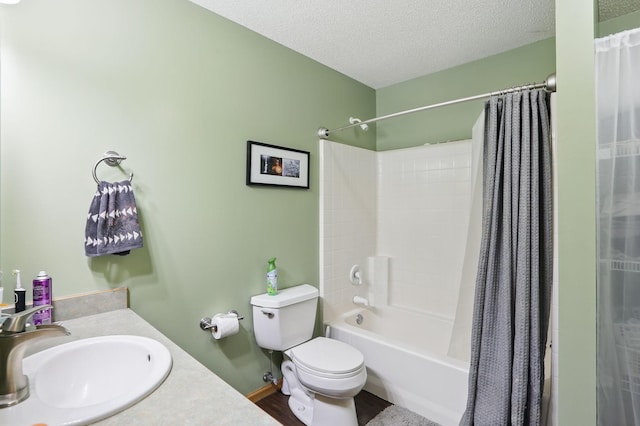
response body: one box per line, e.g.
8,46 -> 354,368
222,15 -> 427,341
0,335 -> 172,425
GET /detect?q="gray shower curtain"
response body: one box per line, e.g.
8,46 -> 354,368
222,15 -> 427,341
460,89 -> 553,426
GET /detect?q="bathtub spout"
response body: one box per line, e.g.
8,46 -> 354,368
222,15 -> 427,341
352,296 -> 370,307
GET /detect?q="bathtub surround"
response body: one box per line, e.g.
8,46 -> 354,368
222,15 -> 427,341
377,142 -> 472,317
320,139 -> 473,323
447,112 -> 485,363
461,90 -> 553,425
320,140 -> 377,322
321,139 -> 474,425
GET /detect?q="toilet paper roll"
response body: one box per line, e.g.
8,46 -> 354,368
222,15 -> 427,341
211,313 -> 240,339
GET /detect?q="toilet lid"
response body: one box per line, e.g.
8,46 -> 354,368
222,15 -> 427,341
289,337 -> 364,375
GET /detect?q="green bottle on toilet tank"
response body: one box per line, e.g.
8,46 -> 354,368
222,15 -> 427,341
267,257 -> 278,295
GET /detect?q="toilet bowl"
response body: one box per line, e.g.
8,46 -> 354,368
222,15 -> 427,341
286,337 -> 366,398
250,284 -> 367,426
281,337 -> 366,425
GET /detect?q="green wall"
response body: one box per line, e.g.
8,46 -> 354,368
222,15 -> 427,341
375,38 -> 556,150
599,9 -> 640,36
556,0 -> 597,424
0,0 -> 375,395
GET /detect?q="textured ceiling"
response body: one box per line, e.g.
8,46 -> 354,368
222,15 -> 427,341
600,0 -> 640,21
190,0 -> 638,89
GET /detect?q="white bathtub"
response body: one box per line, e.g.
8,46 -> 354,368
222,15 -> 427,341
328,307 -> 469,426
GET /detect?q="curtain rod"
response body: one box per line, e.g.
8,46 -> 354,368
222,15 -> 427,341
317,73 -> 557,139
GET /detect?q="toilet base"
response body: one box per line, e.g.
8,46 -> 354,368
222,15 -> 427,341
285,391 -> 358,426
287,392 -> 314,425
312,394 -> 358,426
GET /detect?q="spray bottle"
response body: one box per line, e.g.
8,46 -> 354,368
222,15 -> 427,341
33,271 -> 52,325
267,257 -> 278,296
12,269 -> 25,313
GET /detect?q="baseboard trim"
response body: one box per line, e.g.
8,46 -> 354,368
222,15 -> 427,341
246,379 -> 283,403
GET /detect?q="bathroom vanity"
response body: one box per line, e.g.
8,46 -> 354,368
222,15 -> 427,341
1,289 -> 279,425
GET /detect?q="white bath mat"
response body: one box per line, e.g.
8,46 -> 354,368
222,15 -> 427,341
366,405 -> 441,426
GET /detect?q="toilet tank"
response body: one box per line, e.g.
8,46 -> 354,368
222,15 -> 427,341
250,284 -> 319,351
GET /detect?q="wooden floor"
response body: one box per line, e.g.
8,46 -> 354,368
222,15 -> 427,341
255,389 -> 392,426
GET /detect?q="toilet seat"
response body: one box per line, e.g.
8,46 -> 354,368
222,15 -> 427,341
285,337 -> 367,399
287,337 -> 365,378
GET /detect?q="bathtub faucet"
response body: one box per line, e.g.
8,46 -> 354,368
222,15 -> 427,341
352,296 -> 370,307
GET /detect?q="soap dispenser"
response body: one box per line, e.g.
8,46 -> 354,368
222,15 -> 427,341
12,269 -> 25,313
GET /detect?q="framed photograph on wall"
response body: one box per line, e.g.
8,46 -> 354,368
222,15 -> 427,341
246,140 -> 310,189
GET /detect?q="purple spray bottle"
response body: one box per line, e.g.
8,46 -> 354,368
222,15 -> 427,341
33,271 -> 52,325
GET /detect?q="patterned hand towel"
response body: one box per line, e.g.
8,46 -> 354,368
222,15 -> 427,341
85,180 -> 143,257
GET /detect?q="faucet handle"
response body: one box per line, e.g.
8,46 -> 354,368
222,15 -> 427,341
1,305 -> 51,333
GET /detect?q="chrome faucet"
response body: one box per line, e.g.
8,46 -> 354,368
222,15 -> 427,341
0,305 -> 70,408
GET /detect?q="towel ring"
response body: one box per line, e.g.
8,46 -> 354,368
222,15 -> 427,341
92,150 -> 134,184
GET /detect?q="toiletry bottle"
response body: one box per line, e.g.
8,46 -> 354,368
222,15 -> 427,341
0,271 -> 4,307
33,271 -> 52,325
267,257 -> 278,295
12,269 -> 25,313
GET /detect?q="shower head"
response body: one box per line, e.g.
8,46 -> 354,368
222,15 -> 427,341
349,117 -> 369,131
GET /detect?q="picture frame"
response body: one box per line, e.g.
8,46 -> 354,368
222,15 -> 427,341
246,140 -> 310,189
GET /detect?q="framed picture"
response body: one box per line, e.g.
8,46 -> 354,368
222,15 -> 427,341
246,141 -> 310,188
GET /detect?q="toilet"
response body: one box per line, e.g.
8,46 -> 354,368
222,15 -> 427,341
250,284 -> 367,426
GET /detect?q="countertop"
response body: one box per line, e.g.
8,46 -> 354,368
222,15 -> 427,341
24,308 -> 282,425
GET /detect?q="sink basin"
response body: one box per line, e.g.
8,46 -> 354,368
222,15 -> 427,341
0,335 -> 172,425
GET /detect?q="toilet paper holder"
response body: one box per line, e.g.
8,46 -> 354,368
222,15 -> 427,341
199,310 -> 244,332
